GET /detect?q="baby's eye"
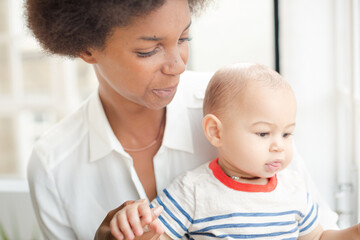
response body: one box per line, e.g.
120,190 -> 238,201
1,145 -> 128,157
257,132 -> 269,137
283,133 -> 293,138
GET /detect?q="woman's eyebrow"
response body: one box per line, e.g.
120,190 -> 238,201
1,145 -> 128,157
138,35 -> 163,41
138,20 -> 192,41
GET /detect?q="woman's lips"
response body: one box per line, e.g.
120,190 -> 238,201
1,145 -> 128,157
153,86 -> 177,98
265,161 -> 282,173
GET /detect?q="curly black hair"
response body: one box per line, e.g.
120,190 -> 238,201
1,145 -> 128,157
25,0 -> 208,58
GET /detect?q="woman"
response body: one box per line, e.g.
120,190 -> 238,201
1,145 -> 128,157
25,0 -> 338,239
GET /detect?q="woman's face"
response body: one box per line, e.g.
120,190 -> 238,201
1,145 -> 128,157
89,0 -> 191,110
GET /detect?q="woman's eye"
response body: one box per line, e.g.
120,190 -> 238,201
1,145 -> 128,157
136,48 -> 158,58
257,132 -> 269,137
178,37 -> 192,44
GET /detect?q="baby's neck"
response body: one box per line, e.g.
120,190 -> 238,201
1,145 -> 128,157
218,158 -> 271,185
231,176 -> 269,185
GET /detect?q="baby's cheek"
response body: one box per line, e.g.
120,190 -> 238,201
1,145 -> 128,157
285,146 -> 294,165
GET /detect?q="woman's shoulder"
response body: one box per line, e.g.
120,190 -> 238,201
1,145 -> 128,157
30,94 -> 94,169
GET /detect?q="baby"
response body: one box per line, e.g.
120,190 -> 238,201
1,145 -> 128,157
110,63 -> 360,240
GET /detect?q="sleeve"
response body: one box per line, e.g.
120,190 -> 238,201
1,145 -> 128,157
298,193 -> 320,236
288,143 -> 339,230
27,145 -> 77,240
150,174 -> 196,240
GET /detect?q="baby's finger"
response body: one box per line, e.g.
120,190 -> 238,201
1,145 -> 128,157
141,206 -> 163,232
109,216 -> 124,240
116,212 -> 135,240
138,203 -> 153,225
126,204 -> 144,237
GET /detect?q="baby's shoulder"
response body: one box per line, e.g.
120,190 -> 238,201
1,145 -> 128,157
171,161 -> 212,188
277,168 -> 308,191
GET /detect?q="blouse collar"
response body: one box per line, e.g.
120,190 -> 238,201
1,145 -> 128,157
88,83 -> 194,162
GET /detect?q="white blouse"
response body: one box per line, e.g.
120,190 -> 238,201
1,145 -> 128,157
27,71 -> 338,240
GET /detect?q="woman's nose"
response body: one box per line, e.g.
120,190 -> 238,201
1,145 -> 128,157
161,47 -> 187,75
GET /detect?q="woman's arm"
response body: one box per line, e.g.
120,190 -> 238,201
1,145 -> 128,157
320,223 -> 360,240
298,223 -> 360,240
27,147 -> 77,240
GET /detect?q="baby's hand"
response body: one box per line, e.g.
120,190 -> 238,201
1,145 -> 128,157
110,199 -> 164,240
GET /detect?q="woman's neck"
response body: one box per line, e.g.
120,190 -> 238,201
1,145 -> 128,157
98,90 -> 163,200
98,90 -> 166,150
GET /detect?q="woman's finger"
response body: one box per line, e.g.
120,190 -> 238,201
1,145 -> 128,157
149,218 -> 165,235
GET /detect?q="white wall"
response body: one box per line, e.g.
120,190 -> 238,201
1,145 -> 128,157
280,0 -> 337,210
189,0 -> 274,71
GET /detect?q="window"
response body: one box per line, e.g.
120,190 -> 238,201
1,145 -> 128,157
0,0 -> 97,178
333,0 -> 360,226
280,0 -> 360,227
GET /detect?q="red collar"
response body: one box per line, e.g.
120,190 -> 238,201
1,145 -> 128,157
209,158 -> 277,192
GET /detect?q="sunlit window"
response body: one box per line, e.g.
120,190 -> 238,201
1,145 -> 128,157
0,0 -> 97,178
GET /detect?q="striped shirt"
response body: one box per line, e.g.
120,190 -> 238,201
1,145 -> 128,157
151,158 -> 319,240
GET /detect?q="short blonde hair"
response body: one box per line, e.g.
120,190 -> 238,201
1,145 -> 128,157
203,63 -> 289,117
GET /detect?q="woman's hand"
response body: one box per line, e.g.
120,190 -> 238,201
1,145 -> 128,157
94,199 -> 164,240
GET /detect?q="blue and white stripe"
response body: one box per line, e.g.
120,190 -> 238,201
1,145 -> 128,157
152,188 -> 319,239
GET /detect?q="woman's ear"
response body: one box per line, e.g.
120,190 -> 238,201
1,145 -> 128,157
78,49 -> 97,64
202,114 -> 222,147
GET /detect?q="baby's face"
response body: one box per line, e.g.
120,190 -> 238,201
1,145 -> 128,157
218,82 -> 297,179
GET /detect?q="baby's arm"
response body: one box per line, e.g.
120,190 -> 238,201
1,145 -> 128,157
298,223 -> 360,240
109,199 -> 171,240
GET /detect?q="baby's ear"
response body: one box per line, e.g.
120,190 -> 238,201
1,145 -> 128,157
202,114 -> 222,147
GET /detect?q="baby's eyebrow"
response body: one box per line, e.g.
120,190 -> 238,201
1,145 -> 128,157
252,121 -> 296,128
252,121 -> 273,126
286,123 -> 296,128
